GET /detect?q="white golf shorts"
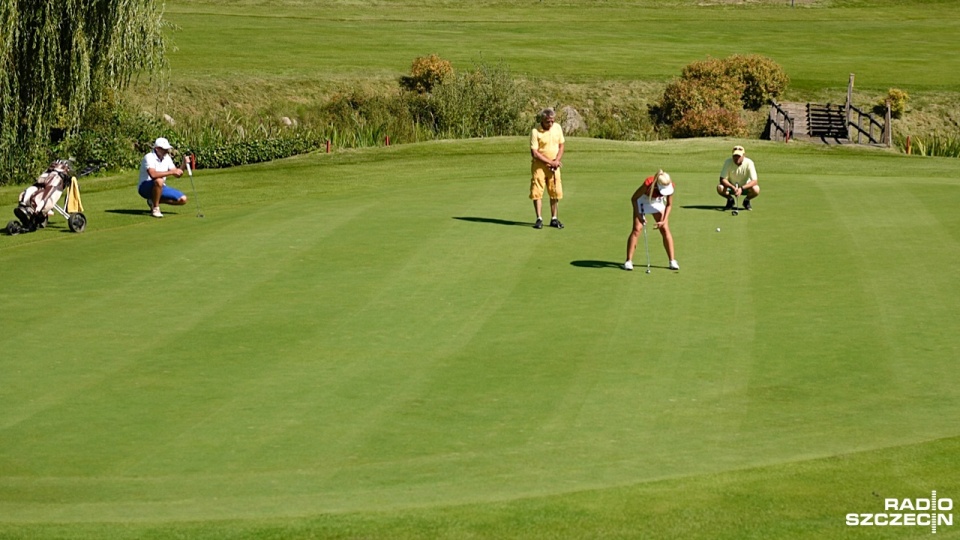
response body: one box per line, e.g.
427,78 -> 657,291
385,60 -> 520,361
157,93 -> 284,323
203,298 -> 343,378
636,195 -> 665,216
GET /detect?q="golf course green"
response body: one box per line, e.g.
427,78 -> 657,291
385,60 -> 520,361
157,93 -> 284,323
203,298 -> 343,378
2,0 -> 960,537
2,137 -> 958,538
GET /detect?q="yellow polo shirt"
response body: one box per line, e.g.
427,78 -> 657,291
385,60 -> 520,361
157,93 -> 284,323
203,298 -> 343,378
720,156 -> 758,185
530,123 -> 565,161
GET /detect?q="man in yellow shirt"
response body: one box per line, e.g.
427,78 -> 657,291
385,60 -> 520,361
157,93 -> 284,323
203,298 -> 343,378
718,145 -> 760,211
529,108 -> 565,229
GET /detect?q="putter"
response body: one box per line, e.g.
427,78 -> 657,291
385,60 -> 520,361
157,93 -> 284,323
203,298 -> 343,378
731,183 -> 740,216
184,154 -> 204,218
640,203 -> 651,274
640,170 -> 665,274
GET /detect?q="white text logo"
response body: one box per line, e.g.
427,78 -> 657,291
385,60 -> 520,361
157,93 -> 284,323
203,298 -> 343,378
846,491 -> 953,534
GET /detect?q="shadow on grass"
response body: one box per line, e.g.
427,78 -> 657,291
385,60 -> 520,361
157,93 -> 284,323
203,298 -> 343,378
570,260 -> 623,270
454,216 -> 530,227
105,208 -> 151,216
571,260 -> 674,271
681,205 -> 727,211
104,208 -> 184,216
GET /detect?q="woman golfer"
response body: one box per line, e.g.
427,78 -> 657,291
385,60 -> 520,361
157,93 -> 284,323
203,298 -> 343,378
623,170 -> 679,271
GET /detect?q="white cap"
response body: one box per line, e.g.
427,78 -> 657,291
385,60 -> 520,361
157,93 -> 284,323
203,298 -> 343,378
656,171 -> 674,196
732,145 -> 745,156
154,137 -> 173,150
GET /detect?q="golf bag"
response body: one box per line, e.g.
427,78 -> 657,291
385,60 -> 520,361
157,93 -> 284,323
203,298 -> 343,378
6,160 -> 88,235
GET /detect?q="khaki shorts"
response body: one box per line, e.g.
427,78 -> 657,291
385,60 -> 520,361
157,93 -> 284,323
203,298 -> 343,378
530,162 -> 563,200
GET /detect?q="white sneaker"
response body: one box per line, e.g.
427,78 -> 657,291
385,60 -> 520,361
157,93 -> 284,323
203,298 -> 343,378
151,207 -> 163,218
622,261 -> 633,271
669,260 -> 679,270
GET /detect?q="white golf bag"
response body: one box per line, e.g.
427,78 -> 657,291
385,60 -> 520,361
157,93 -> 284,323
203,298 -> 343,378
19,162 -> 70,216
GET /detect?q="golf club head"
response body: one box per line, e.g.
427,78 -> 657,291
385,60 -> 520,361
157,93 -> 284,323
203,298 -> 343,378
732,209 -> 739,216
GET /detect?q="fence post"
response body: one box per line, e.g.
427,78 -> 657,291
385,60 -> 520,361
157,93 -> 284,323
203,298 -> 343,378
845,73 -> 854,140
883,99 -> 893,146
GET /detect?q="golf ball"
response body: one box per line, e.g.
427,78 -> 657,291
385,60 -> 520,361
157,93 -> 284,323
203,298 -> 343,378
716,228 -> 721,232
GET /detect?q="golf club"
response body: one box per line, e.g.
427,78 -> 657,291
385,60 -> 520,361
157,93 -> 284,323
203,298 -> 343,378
184,154 -> 204,218
77,163 -> 101,178
640,203 -> 651,274
731,183 -> 740,216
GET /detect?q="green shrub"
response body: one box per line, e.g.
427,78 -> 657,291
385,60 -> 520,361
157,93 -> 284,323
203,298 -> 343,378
52,90 -> 165,173
399,54 -> 454,94
671,108 -> 747,138
676,54 -> 788,112
178,130 -> 325,169
159,110 -> 328,168
0,91 -> 163,184
649,77 -> 742,127
723,54 -> 790,110
59,106 -> 165,171
873,88 -> 909,119
0,141 -> 47,186
650,54 -> 788,138
421,62 -> 527,138
583,102 -> 660,141
322,91 -> 406,136
680,57 -> 730,84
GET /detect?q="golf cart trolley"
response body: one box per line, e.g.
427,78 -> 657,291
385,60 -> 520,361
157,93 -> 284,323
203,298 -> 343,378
6,160 -> 91,235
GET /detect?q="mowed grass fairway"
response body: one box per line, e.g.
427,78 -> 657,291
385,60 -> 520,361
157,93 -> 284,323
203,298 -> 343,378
2,138 -> 959,538
161,0 -> 960,91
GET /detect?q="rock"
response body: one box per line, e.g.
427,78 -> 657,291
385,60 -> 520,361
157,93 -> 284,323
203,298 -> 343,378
561,106 -> 587,134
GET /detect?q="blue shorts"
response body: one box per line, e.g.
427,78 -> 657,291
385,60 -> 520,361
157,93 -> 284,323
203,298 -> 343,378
139,181 -> 185,202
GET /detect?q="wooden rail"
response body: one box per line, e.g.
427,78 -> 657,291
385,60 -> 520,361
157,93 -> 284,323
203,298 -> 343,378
764,98 -> 891,147
848,104 -> 885,145
767,101 -> 794,142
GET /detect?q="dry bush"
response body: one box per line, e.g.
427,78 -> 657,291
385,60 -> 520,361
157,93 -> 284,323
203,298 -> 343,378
671,108 -> 747,138
651,54 -> 788,138
723,54 -> 790,110
650,77 -> 743,126
399,54 -> 454,94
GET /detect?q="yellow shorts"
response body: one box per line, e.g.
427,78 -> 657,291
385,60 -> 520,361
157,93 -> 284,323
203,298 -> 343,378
530,162 -> 563,200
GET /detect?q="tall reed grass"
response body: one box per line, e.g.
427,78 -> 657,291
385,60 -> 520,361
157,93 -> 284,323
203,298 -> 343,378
896,133 -> 960,158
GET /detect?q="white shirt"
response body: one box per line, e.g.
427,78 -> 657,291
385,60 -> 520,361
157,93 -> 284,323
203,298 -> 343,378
139,151 -> 177,186
720,156 -> 758,185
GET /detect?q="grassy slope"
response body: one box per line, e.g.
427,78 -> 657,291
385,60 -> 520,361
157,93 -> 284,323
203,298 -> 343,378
1,138 -> 959,538
137,0 -> 960,134
161,0 -> 960,91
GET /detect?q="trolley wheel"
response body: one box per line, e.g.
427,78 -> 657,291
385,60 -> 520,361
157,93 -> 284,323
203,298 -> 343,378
6,220 -> 22,235
68,212 -> 87,233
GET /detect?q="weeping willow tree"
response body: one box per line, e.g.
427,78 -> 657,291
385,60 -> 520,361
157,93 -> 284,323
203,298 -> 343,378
0,0 -> 166,184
